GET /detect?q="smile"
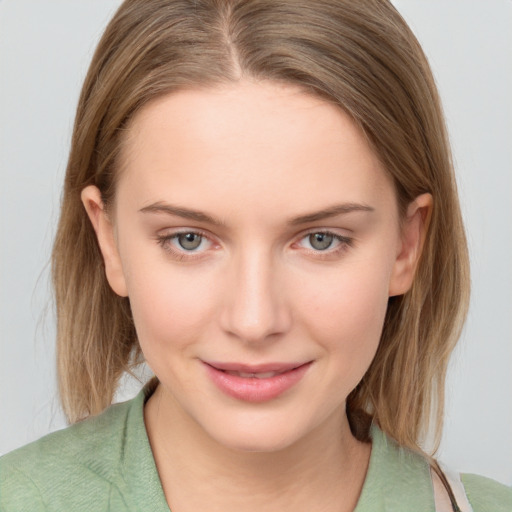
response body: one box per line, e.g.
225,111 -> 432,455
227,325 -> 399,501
202,361 -> 312,402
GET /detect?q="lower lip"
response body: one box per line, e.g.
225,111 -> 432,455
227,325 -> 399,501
203,362 -> 312,403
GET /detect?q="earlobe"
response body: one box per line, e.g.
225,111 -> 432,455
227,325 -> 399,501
81,186 -> 128,297
388,193 -> 432,297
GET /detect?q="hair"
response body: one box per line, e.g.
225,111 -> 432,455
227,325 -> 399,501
53,0 -> 469,457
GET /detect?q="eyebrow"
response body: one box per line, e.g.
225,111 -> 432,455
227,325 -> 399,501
287,203 -> 374,225
138,201 -> 374,226
139,202 -> 226,226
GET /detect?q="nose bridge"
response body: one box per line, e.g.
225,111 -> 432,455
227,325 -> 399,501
221,244 -> 289,343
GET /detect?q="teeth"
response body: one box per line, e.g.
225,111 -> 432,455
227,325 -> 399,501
225,370 -> 281,378
254,371 -> 278,379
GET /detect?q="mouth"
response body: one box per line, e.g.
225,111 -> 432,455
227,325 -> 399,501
224,370 -> 287,379
206,361 -> 307,377
202,361 -> 312,402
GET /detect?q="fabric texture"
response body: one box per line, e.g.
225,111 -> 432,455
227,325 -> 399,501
1,386 -> 510,512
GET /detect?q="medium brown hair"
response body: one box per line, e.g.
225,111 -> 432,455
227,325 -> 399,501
53,0 -> 469,454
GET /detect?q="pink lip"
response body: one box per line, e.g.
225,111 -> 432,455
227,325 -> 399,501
203,361 -> 312,403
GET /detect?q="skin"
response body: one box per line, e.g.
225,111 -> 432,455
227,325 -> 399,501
82,80 -> 431,512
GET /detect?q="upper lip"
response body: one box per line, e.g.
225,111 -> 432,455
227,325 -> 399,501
203,361 -> 310,373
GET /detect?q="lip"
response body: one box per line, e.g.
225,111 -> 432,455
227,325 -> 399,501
203,361 -> 312,403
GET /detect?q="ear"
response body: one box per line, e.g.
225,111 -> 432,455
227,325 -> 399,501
81,185 -> 128,297
388,193 -> 432,297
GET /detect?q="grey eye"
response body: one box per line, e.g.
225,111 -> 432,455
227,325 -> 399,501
309,233 -> 334,250
177,233 -> 203,250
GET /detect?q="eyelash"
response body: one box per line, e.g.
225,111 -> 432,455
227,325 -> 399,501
295,231 -> 353,259
155,230 -> 214,261
155,229 -> 353,261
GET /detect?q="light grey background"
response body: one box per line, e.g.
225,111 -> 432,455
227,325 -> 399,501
1,0 -> 511,484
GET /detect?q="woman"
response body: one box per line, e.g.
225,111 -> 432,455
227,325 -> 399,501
1,1 -> 510,510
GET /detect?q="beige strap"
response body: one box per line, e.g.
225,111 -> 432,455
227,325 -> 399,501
431,465 -> 474,512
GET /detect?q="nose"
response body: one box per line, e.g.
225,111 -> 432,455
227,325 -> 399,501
219,249 -> 291,344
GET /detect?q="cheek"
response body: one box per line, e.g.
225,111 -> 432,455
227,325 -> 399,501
122,251 -> 217,356
297,258 -> 392,366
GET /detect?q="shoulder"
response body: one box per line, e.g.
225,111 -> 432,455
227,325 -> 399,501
461,473 -> 512,512
355,426 -> 436,511
362,426 -> 512,512
0,397 -> 137,511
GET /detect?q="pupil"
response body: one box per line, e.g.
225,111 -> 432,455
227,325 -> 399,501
309,233 -> 333,250
178,233 -> 202,250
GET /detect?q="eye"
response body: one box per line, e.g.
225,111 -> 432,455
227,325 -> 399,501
307,232 -> 335,251
296,231 -> 352,253
156,230 -> 214,257
176,232 -> 203,251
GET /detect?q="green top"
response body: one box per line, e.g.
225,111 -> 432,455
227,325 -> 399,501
1,386 -> 510,511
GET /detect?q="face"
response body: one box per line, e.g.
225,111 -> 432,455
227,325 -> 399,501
83,81 -> 428,452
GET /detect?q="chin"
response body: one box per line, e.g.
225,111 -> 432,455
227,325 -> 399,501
196,407 -> 320,454
213,427 -> 302,454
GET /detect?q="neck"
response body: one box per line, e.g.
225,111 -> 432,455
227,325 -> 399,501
144,384 -> 371,512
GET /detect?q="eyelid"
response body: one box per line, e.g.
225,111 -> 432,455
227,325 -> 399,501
155,228 -> 218,259
293,229 -> 354,255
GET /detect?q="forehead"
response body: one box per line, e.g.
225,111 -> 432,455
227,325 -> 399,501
116,80 -> 395,221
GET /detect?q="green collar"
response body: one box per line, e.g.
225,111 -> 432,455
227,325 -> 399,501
355,425 -> 434,511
